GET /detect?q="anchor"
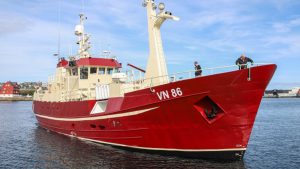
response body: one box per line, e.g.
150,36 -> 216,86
204,103 -> 218,120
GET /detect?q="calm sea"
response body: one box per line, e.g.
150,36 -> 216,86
0,99 -> 299,169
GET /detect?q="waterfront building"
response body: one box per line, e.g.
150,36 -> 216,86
0,81 -> 20,97
264,87 -> 300,98
281,87 -> 300,97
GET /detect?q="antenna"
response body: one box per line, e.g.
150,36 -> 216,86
81,0 -> 85,14
68,45 -> 73,56
55,0 -> 62,60
75,13 -> 91,58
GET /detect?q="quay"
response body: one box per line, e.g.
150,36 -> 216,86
0,96 -> 32,101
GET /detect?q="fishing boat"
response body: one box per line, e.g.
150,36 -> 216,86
33,0 -> 276,160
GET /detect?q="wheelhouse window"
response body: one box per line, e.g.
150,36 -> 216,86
114,68 -> 120,73
90,67 -> 97,74
107,68 -> 113,75
71,68 -> 78,76
80,67 -> 88,79
98,68 -> 105,75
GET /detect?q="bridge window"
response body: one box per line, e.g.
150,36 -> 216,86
107,68 -> 113,75
71,68 -> 78,76
90,67 -> 97,74
114,68 -> 120,73
98,68 -> 105,75
80,67 -> 88,79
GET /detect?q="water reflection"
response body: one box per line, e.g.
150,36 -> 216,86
33,126 -> 245,169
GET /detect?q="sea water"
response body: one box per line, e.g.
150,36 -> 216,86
0,99 -> 299,169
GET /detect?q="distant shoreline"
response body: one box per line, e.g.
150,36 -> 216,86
263,96 -> 300,98
0,97 -> 33,101
1,96 -> 299,101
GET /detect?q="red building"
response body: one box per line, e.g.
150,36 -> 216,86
0,81 -> 20,97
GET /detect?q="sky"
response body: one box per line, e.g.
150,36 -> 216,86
0,0 -> 299,89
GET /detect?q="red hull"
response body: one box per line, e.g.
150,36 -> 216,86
33,64 -> 276,160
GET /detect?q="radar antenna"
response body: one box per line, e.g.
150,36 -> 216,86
74,13 -> 91,58
54,0 -> 62,60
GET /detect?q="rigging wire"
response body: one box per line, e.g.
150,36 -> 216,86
81,0 -> 85,14
55,0 -> 62,60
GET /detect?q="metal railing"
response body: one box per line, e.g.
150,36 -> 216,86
121,63 -> 269,94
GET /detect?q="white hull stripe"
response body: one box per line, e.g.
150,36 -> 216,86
57,131 -> 246,152
78,136 -> 247,152
35,107 -> 159,121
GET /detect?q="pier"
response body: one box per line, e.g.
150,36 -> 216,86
0,96 -> 33,101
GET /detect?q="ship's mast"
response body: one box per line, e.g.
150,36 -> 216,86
75,13 -> 91,58
143,0 -> 179,84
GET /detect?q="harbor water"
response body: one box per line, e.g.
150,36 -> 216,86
0,99 -> 299,169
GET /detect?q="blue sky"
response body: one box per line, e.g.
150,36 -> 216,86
0,0 -> 299,89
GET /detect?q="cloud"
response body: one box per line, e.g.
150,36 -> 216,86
272,17 -> 300,33
187,11 -> 255,30
290,18 -> 300,26
267,82 -> 300,90
265,0 -> 300,11
261,34 -> 300,60
272,23 -> 291,33
0,11 -> 33,36
0,0 -> 299,89
0,0 -> 150,82
184,45 -> 198,51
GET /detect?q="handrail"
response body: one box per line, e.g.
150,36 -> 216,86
140,63 -> 269,82
120,63 -> 271,93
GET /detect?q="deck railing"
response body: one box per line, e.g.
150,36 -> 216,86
120,63 -> 269,94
